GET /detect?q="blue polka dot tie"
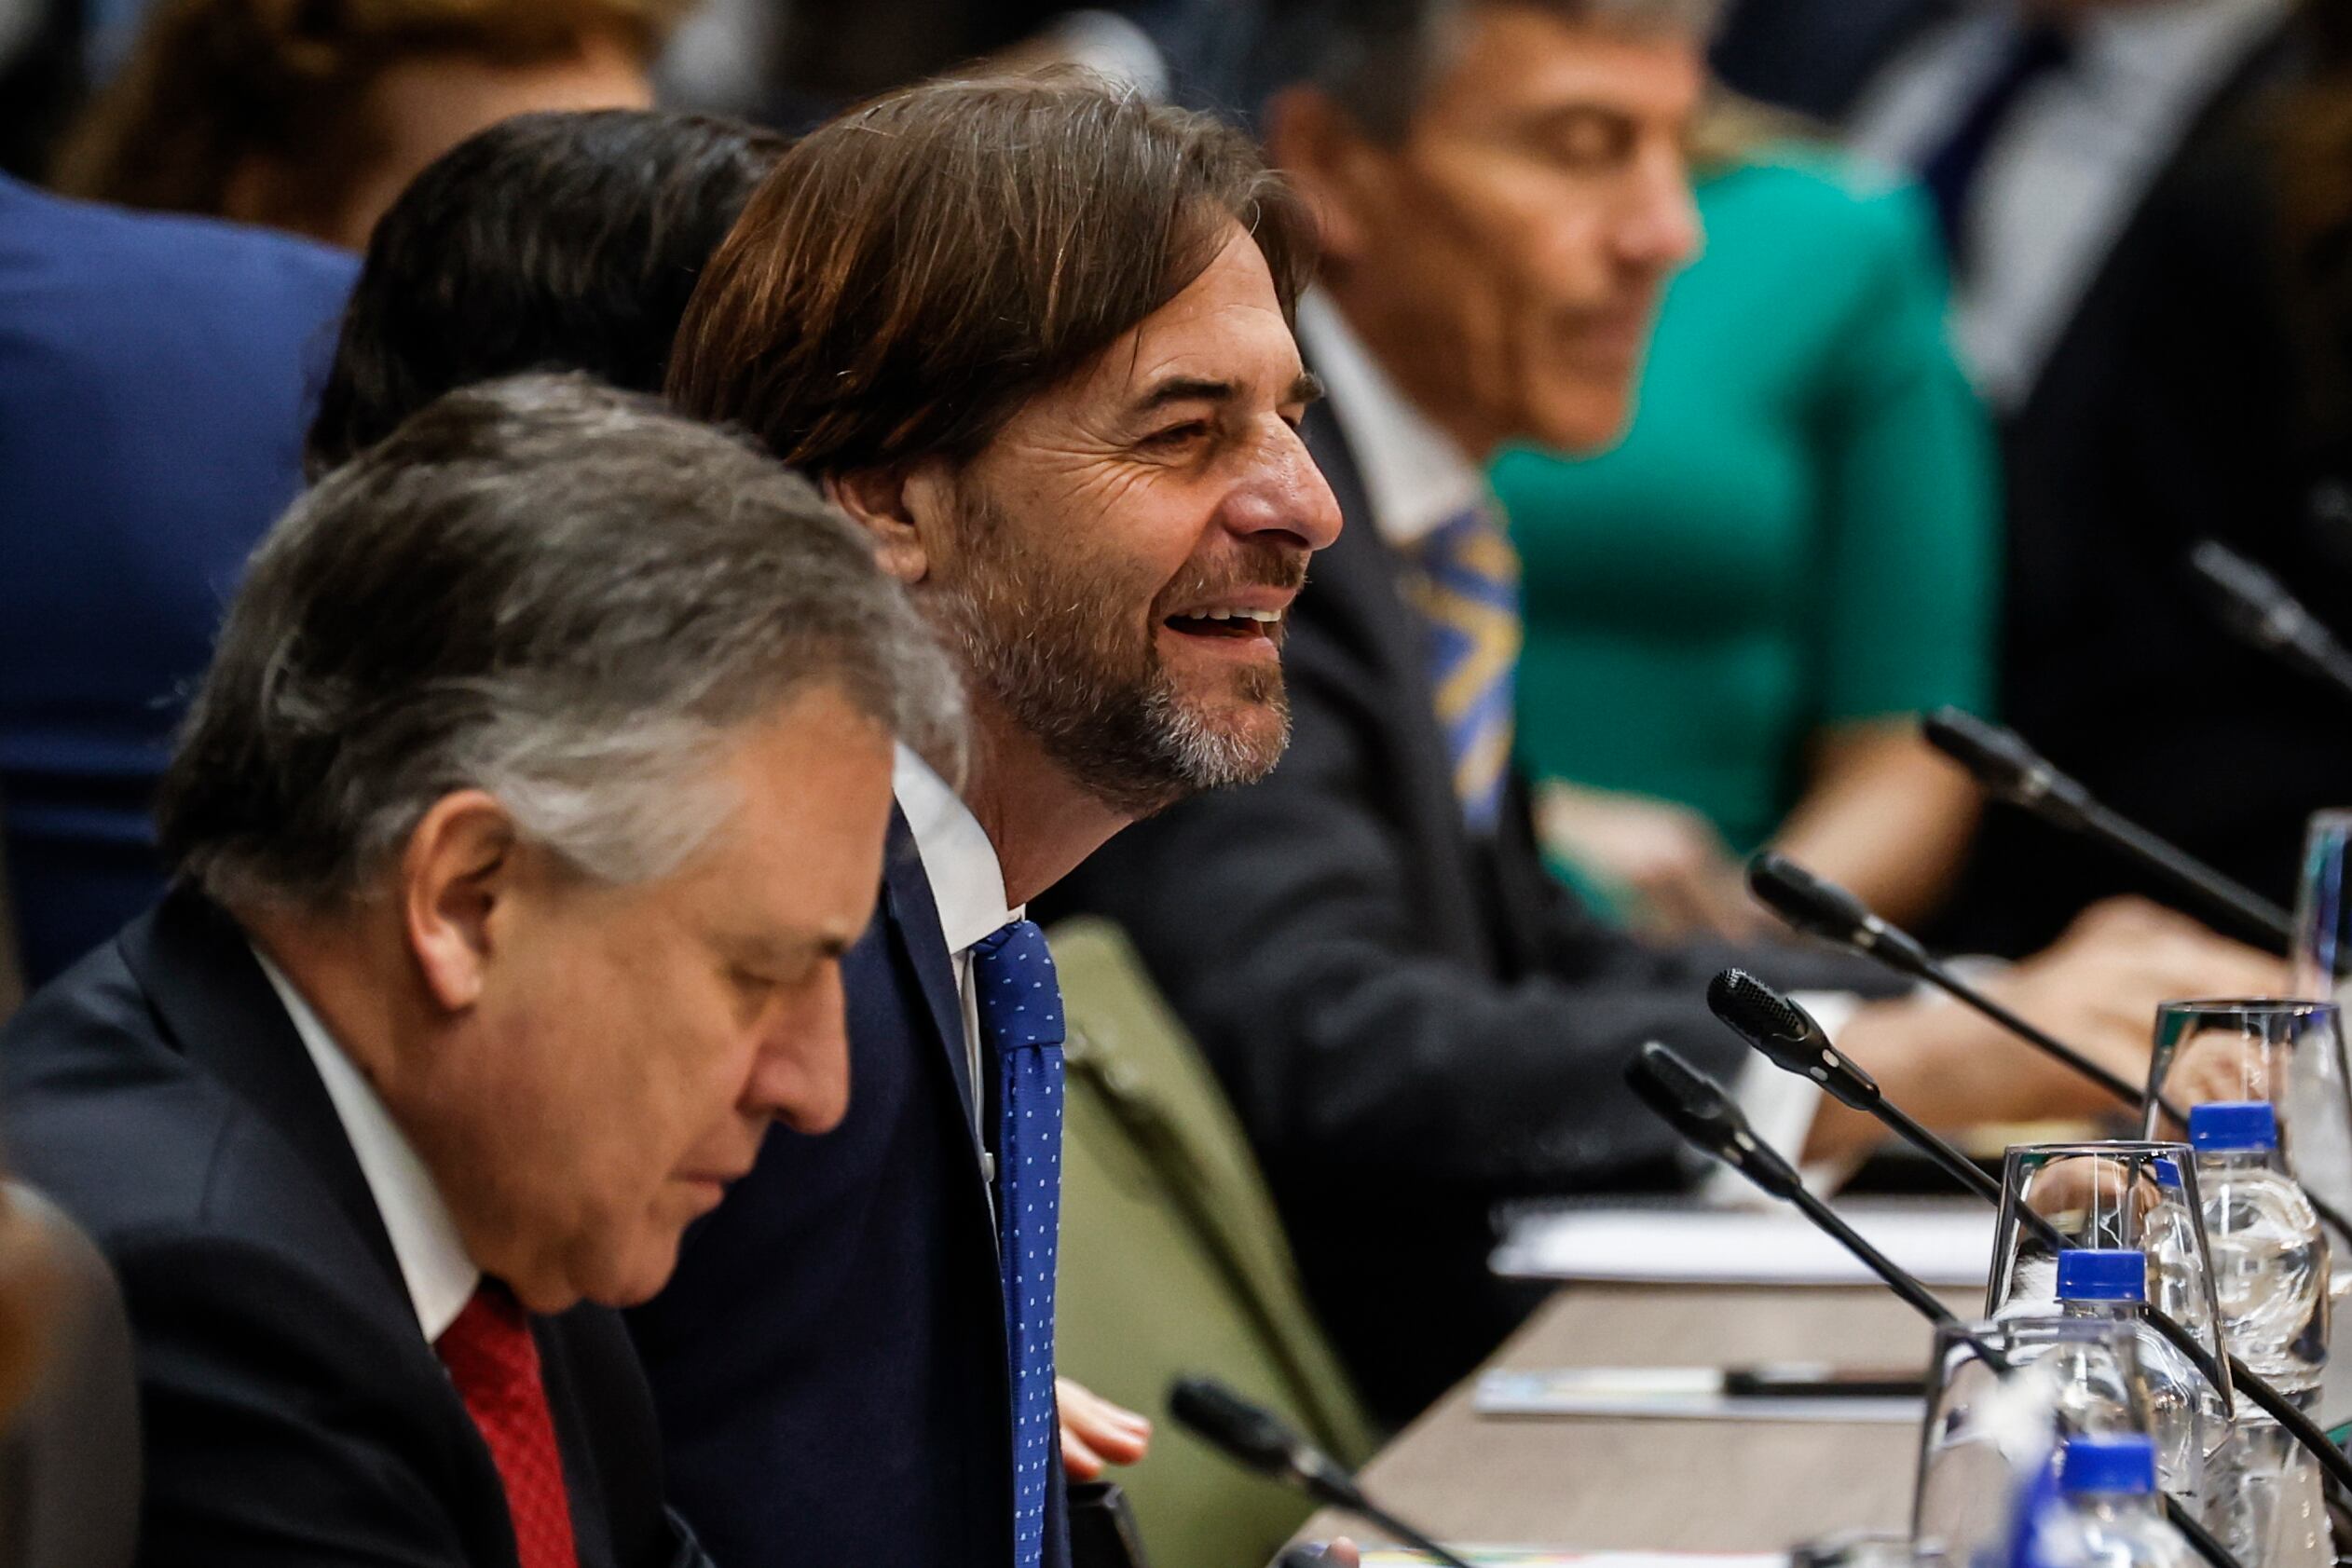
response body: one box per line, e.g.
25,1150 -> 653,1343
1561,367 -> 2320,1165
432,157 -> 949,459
972,919 -> 1066,1568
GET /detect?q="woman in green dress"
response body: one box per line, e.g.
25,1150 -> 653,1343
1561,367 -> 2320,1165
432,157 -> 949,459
1495,135 -> 1997,939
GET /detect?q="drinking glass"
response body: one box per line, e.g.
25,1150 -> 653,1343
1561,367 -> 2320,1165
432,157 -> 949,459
2141,999 -> 2352,1251
1991,1145 -> 2226,1363
1913,1318 -> 2123,1567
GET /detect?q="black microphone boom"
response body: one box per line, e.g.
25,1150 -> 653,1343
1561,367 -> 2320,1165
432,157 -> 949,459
1168,1377 -> 1475,1568
1626,1043 -> 2248,1568
1709,970 -> 2352,1501
2189,539 -> 2352,710
1921,708 -> 2290,951
1744,852 -> 2167,1117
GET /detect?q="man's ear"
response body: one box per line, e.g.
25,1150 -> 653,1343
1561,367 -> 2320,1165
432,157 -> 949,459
1262,86 -> 1380,268
826,466 -> 933,584
400,791 -> 519,1014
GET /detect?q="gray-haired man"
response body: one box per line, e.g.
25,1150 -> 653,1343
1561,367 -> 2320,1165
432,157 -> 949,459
0,374 -> 960,1568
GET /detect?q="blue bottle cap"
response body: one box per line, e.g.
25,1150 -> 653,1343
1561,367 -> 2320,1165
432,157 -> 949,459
2153,1155 -> 2183,1190
2060,1435 -> 2158,1496
2056,1248 -> 2147,1303
2188,1099 -> 2279,1152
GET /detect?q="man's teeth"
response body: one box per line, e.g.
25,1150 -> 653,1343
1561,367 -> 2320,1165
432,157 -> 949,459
1195,608 -> 1279,622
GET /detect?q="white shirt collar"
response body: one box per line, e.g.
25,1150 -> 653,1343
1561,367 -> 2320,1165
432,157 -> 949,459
1293,291 -> 1491,548
252,948 -> 481,1342
893,743 -> 1020,958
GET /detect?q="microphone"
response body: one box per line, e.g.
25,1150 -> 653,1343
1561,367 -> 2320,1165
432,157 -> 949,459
1710,970 -> 2352,1500
1627,1043 -> 2247,1568
1921,708 -> 2290,950
1744,852 -> 2167,1119
1168,1377 -> 1475,1568
2188,539 -> 2352,709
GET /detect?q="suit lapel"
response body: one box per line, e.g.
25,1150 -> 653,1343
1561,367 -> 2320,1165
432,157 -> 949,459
120,885 -> 408,1303
882,811 -> 980,1137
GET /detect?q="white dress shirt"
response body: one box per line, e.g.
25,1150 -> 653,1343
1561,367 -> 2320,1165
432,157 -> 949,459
1295,293 -> 1854,1184
253,948 -> 480,1341
1849,0 -> 2289,410
894,744 -> 1023,1173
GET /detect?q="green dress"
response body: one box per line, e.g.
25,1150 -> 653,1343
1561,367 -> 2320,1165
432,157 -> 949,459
1492,150 -> 1999,868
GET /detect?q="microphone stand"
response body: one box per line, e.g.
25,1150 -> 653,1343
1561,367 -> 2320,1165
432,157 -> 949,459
2189,539 -> 2352,714
1710,974 -> 2352,1498
1742,852 -> 2352,1247
1921,708 -> 2292,953
1628,1043 -> 2247,1568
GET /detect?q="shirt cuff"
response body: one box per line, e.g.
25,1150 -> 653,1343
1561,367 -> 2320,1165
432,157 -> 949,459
1700,990 -> 1866,1205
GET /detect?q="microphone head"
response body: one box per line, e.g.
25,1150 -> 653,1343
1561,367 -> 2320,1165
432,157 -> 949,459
1169,1376 -> 1306,1480
1921,708 -> 2036,793
1624,1042 -> 1798,1198
1744,852 -> 1931,976
1744,852 -> 1872,945
1707,969 -> 1881,1111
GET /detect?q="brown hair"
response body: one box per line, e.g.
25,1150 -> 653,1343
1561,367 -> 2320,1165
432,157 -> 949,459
666,71 -> 1318,477
50,0 -> 691,225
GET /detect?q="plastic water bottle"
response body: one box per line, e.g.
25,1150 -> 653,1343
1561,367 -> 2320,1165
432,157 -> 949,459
2192,1100 -> 2331,1568
2141,1157 -> 2217,1346
2027,1436 -> 2195,1568
2053,1250 -> 2209,1512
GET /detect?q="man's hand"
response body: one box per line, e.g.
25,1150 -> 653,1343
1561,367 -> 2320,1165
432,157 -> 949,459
1976,897 -> 2286,1116
1824,897 -> 2286,1153
1537,782 -> 1757,940
1058,1377 -> 1151,1479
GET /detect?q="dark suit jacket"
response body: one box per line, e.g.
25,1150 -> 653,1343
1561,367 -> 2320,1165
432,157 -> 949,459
1926,20 -> 2325,958
630,814 -> 1068,1568
1040,404 -> 1897,1419
0,886 -> 700,1568
0,178 -> 355,988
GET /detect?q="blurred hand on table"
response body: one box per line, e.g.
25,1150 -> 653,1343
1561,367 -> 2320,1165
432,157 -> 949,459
1058,1377 -> 1151,1479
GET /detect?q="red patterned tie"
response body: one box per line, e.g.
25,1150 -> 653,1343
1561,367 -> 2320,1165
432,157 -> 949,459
435,1284 -> 581,1568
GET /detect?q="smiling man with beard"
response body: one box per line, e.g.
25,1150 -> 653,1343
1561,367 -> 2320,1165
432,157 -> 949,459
623,75 -> 1343,1568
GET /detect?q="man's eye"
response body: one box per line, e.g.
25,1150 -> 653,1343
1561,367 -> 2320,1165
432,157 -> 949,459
1539,114 -> 1634,170
1143,420 -> 1211,449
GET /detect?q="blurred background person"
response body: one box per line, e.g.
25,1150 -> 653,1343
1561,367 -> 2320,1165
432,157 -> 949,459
1837,0 -> 2318,953
1707,0 -> 1953,119
1932,0 -> 2352,955
0,107 -> 778,994
48,0 -> 691,251
305,106 -> 785,471
0,172 -> 354,990
1494,103 -> 1996,941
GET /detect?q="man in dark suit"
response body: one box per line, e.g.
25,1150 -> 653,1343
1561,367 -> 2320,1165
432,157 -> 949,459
627,76 -> 1343,1568
1045,0 -> 2284,1419
1839,0 -> 2323,957
0,173 -> 355,988
0,374 -> 960,1565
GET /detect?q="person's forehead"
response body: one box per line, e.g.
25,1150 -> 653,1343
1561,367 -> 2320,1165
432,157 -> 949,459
1420,8 -> 1704,125
1100,235 -> 1298,393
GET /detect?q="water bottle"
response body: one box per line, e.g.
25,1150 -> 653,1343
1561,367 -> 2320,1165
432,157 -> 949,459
2192,1100 -> 2331,1568
2141,1156 -> 2217,1346
2027,1436 -> 2195,1568
2052,1250 -> 2209,1513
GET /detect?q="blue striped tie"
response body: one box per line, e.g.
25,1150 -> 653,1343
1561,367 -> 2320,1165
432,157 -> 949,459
972,920 -> 1066,1568
1406,503 -> 1523,831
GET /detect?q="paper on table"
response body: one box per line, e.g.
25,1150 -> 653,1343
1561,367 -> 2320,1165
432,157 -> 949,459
1490,1199 -> 1992,1288
1353,1551 -> 1787,1566
1474,1367 -> 1921,1425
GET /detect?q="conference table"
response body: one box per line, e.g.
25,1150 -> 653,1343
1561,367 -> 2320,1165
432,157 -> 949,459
1292,1282 -> 1967,1556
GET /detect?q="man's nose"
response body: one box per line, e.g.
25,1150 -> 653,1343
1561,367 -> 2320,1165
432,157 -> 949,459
1222,426 -> 1345,552
753,961 -> 852,1135
1617,152 -> 1702,272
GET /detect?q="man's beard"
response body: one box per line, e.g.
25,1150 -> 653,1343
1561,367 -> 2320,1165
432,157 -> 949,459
936,486 -> 1301,819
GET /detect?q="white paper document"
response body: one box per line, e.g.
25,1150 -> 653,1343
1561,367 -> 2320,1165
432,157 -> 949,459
1490,1199 -> 1994,1288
